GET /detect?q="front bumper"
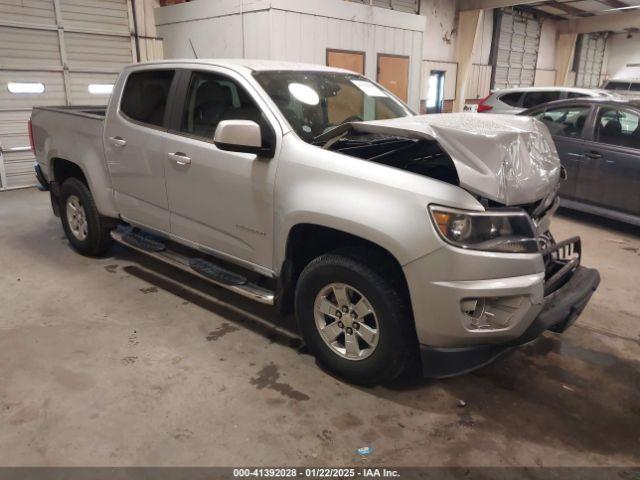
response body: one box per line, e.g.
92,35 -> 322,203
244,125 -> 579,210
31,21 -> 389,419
419,265 -> 600,378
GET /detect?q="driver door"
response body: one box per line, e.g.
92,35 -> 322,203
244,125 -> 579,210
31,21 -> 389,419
163,68 -> 280,271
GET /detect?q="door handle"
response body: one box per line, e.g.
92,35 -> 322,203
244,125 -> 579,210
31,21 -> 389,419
108,136 -> 127,147
566,152 -> 585,159
585,151 -> 602,160
168,152 -> 191,166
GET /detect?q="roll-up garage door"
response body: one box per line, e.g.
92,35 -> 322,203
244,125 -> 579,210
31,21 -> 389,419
0,0 -> 135,190
348,0 -> 420,13
491,9 -> 541,90
574,33 -> 607,89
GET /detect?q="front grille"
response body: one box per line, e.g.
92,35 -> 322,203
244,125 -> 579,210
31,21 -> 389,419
542,236 -> 581,296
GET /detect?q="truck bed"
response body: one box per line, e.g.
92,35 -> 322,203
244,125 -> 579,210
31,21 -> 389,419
33,105 -> 106,120
31,104 -> 115,215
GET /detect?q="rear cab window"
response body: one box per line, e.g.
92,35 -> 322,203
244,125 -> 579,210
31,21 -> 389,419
120,70 -> 175,127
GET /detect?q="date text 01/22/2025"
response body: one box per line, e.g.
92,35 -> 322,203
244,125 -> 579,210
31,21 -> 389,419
232,468 -> 401,478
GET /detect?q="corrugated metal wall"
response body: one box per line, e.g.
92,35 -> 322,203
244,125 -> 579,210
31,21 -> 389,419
157,3 -> 423,110
0,0 -> 163,190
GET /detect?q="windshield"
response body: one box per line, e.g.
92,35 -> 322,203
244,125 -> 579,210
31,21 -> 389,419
253,70 -> 413,143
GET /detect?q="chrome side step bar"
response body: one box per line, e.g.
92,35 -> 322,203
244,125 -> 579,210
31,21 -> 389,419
111,230 -> 275,305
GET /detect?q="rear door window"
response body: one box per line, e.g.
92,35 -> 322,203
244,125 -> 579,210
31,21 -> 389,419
498,92 -> 523,107
120,70 -> 175,127
522,91 -> 561,109
534,105 -> 591,138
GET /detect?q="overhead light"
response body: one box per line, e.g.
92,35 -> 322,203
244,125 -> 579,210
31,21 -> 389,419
603,5 -> 640,12
88,83 -> 114,94
7,82 -> 45,94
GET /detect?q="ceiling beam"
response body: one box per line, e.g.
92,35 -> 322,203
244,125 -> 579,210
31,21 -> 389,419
547,0 -> 589,16
457,0 -> 541,11
558,10 -> 640,33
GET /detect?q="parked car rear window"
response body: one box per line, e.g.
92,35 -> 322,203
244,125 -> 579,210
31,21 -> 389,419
498,92 -> 522,107
596,108 -> 640,149
522,91 -> 561,109
604,81 -> 631,91
567,92 -> 589,99
120,70 -> 175,127
534,106 -> 590,139
180,71 -> 264,141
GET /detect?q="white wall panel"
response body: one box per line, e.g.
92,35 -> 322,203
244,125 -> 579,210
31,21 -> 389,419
0,0 -> 56,27
0,26 -> 61,70
60,0 -> 130,34
69,72 -> 119,105
0,71 -> 66,109
157,0 -> 424,109
65,32 -> 133,71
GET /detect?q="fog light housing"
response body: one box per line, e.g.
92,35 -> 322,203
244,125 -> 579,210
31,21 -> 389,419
461,295 -> 526,331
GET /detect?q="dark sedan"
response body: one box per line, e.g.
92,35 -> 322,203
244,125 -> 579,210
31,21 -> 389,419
522,97 -> 640,226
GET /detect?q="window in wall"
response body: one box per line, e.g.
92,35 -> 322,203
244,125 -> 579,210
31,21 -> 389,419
534,105 -> 590,139
120,70 -> 175,127
7,82 -> 45,94
88,83 -> 114,95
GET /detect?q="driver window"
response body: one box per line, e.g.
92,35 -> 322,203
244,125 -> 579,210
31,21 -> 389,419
180,71 -> 263,140
535,106 -> 590,138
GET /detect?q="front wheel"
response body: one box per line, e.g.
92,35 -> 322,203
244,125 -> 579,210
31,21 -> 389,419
295,251 -> 416,385
59,178 -> 114,256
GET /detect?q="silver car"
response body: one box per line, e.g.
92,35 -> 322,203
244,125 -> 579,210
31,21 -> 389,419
31,60 -> 600,384
478,86 -> 615,114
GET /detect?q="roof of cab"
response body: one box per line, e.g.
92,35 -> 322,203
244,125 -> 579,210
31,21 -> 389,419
126,58 -> 355,74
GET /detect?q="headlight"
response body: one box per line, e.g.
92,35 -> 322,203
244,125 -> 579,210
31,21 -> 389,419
429,205 -> 539,253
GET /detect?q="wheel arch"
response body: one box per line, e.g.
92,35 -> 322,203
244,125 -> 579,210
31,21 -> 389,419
277,222 -> 415,325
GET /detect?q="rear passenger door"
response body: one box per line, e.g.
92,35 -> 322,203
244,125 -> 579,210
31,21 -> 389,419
533,104 -> 592,200
581,106 -> 640,215
163,68 -> 280,271
105,68 -> 176,232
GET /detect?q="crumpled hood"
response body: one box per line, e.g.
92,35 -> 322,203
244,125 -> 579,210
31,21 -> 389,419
342,113 -> 562,206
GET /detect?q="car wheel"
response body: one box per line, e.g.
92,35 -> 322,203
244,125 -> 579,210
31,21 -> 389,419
59,177 -> 114,256
295,250 -> 416,385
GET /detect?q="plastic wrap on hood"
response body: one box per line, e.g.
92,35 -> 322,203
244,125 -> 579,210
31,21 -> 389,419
330,114 -> 561,206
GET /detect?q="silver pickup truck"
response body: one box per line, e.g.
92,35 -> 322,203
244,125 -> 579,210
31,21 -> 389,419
31,60 -> 600,384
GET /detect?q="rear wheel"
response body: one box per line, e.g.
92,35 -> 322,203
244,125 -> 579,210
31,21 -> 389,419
59,178 -> 114,256
295,251 -> 415,386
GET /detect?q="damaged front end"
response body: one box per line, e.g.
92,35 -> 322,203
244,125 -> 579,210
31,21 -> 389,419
318,113 -> 562,207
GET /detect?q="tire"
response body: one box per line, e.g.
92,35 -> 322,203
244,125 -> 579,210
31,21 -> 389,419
59,177 -> 114,256
295,250 -> 416,386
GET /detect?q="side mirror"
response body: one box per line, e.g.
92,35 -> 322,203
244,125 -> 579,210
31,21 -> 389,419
213,120 -> 274,158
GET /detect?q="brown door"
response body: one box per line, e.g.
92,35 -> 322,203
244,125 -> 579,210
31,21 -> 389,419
377,54 -> 409,102
326,49 -> 365,75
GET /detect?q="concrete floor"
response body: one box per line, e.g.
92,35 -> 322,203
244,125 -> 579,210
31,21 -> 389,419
0,187 -> 639,467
